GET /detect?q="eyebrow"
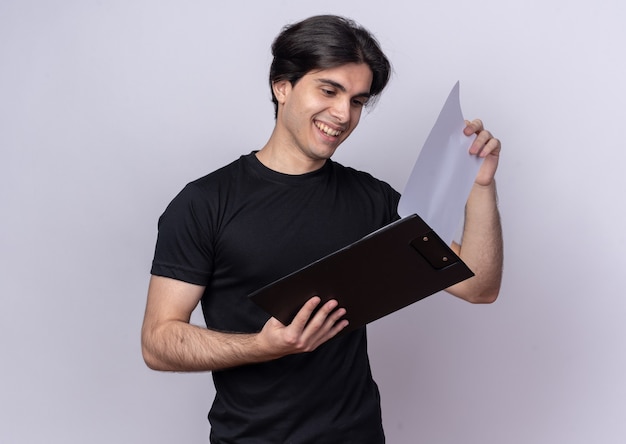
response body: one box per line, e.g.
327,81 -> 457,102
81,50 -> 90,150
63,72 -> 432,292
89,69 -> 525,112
316,78 -> 371,99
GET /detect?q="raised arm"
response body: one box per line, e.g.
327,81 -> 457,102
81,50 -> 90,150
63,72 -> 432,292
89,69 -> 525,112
141,275 -> 349,372
446,119 -> 503,303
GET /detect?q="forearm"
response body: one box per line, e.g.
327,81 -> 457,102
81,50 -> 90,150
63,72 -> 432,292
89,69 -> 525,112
448,181 -> 503,303
141,320 -> 275,372
141,276 -> 349,372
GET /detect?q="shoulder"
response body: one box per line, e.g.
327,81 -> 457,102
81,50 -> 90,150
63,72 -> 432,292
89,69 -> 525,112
329,160 -> 399,196
170,154 -> 256,203
187,155 -> 249,192
159,155 -> 250,220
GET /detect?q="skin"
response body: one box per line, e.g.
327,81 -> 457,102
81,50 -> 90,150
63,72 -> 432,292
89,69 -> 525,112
256,63 -> 373,174
141,62 -> 503,372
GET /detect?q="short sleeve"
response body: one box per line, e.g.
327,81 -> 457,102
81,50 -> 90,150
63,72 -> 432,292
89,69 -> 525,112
150,183 -> 215,285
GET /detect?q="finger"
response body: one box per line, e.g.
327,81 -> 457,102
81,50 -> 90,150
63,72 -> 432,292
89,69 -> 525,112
299,299 -> 345,339
474,143 -> 501,185
474,135 -> 501,158
327,309 -> 349,333
307,303 -> 349,344
320,304 -> 347,329
289,296 -> 322,331
464,119 -> 483,136
321,317 -> 349,341
479,137 -> 501,158
469,130 -> 494,155
305,299 -> 340,330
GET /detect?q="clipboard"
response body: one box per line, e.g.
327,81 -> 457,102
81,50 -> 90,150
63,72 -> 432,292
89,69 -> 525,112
248,213 -> 474,333
249,82 -> 479,333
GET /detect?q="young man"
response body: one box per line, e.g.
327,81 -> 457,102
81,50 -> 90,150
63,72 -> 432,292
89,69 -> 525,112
142,15 -> 502,443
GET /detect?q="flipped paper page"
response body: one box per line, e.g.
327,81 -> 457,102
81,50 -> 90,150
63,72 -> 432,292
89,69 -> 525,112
397,82 -> 483,245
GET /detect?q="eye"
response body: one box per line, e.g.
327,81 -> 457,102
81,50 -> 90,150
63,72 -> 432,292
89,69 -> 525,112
321,88 -> 336,97
352,98 -> 367,107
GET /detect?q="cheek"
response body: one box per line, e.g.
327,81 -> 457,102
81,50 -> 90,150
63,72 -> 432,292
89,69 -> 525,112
282,99 -> 307,129
287,95 -> 316,122
350,109 -> 363,128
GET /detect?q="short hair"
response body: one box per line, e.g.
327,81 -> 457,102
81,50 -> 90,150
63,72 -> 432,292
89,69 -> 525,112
269,15 -> 392,117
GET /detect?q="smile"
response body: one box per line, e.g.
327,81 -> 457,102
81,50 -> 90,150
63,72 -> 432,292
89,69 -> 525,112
315,121 -> 343,137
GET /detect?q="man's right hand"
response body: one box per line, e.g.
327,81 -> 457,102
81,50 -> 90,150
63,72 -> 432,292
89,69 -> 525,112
142,277 -> 348,372
256,296 -> 349,360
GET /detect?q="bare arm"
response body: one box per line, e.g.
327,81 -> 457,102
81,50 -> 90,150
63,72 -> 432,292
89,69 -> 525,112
446,119 -> 503,303
447,181 -> 503,303
141,275 -> 349,372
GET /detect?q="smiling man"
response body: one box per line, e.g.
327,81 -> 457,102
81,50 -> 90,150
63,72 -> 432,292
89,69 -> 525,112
141,14 -> 502,443
258,63 -> 373,173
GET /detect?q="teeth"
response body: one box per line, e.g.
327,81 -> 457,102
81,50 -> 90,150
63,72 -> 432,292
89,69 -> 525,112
316,122 -> 342,137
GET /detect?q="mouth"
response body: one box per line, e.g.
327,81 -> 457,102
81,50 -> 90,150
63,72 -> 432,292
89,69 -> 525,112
314,120 -> 343,138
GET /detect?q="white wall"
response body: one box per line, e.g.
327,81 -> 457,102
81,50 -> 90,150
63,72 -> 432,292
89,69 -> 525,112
2,0 -> 625,442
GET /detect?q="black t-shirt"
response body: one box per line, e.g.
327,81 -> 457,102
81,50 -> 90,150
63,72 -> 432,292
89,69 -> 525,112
151,153 -> 400,443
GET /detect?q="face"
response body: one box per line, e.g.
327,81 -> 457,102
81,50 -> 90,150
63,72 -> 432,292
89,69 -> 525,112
272,63 -> 373,165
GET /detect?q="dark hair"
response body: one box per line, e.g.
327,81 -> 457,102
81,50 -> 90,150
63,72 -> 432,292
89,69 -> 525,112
269,15 -> 392,117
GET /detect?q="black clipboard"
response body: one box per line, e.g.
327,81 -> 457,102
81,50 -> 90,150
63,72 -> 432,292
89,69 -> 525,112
248,214 -> 474,333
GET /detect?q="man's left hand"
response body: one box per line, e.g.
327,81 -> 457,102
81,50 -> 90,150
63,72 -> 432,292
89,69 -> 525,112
465,119 -> 501,187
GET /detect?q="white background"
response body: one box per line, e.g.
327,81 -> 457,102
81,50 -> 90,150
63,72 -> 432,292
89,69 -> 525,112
2,0 -> 625,443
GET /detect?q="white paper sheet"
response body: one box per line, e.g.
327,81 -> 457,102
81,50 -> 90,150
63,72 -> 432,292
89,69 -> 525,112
397,82 -> 483,244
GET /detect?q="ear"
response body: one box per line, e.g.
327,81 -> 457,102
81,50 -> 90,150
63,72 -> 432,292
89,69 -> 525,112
272,80 -> 292,105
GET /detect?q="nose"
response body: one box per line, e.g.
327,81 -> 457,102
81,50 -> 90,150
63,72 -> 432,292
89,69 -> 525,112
329,98 -> 350,124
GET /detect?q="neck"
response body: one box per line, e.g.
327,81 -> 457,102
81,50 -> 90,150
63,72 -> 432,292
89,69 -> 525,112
256,131 -> 327,175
